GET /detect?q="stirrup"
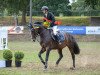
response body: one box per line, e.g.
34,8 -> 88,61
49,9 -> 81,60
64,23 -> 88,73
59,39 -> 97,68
59,42 -> 62,44
58,40 -> 62,44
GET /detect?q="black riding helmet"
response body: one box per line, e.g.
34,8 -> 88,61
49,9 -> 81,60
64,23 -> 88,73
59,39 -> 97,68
41,6 -> 49,11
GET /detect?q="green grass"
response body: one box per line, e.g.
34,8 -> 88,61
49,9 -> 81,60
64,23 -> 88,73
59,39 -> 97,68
0,41 -> 100,75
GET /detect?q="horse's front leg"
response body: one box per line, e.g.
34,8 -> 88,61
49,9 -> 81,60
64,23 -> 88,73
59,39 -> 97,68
56,49 -> 63,66
38,48 -> 46,65
44,48 -> 51,69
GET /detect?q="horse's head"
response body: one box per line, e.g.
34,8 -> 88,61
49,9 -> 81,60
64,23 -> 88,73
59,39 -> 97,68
28,21 -> 42,42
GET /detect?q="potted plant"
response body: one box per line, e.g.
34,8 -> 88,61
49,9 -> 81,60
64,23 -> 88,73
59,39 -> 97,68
3,50 -> 13,67
14,51 -> 24,67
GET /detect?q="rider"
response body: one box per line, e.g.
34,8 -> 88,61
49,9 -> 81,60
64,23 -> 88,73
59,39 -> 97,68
41,6 -> 55,27
41,6 -> 63,44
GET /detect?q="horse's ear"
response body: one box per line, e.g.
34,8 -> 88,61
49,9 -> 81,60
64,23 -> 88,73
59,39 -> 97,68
28,23 -> 34,30
34,21 -> 42,26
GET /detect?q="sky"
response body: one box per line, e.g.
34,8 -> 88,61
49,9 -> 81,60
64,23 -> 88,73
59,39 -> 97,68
69,0 -> 77,4
69,0 -> 73,3
69,0 -> 77,3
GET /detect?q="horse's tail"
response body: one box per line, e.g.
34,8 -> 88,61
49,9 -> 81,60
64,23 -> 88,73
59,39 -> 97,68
68,34 -> 80,54
73,40 -> 80,54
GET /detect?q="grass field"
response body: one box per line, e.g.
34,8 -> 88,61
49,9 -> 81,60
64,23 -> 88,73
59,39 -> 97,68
0,41 -> 100,75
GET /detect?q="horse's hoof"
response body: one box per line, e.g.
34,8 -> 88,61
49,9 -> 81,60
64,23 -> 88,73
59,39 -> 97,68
55,64 -> 58,67
70,67 -> 75,70
43,68 -> 48,71
43,66 -> 48,71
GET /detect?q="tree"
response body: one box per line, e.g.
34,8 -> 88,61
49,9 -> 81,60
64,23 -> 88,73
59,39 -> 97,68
19,0 -> 30,25
84,0 -> 99,9
4,0 -> 30,25
71,0 -> 100,16
71,0 -> 86,15
32,0 -> 70,16
0,0 -> 7,13
1,0 -> 70,24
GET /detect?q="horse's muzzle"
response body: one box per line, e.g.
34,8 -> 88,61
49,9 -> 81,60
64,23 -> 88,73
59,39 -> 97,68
31,38 -> 36,42
33,39 -> 36,42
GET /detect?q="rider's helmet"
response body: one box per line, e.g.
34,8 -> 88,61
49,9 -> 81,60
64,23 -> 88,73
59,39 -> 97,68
41,6 -> 49,11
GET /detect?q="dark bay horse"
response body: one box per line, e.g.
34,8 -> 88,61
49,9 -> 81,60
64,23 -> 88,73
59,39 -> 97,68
29,22 -> 80,70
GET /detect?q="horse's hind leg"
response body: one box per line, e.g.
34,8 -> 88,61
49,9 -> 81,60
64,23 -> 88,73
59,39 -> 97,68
44,48 -> 51,69
56,49 -> 63,67
71,52 -> 75,70
68,47 -> 75,70
38,48 -> 46,65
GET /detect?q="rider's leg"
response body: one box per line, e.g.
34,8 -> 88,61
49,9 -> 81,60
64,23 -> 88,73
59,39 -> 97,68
52,26 -> 62,44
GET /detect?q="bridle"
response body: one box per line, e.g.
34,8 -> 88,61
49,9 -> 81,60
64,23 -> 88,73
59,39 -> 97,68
31,27 -> 40,42
29,22 -> 47,42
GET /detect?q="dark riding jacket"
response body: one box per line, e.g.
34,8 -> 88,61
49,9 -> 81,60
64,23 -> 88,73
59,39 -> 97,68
44,12 -> 55,27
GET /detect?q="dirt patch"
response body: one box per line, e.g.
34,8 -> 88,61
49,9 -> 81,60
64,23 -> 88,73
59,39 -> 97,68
79,55 -> 100,67
23,55 -> 100,71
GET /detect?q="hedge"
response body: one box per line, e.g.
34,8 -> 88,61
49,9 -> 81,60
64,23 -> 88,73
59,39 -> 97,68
0,16 -> 90,26
55,17 -> 90,26
28,16 -> 90,26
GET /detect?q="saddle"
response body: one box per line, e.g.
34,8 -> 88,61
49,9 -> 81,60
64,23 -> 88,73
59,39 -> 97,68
50,29 -> 65,42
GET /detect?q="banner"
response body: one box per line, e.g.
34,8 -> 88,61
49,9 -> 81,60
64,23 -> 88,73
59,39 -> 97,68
58,26 -> 86,35
57,26 -> 100,35
86,26 -> 100,34
0,26 -> 24,34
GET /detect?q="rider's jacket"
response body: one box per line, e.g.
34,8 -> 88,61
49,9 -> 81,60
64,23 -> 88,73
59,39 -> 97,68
43,12 -> 55,28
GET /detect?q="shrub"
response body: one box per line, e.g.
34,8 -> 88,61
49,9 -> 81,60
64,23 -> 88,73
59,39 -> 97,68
30,16 -> 90,26
3,50 -> 13,60
0,16 -> 91,26
55,17 -> 90,26
14,51 -> 24,61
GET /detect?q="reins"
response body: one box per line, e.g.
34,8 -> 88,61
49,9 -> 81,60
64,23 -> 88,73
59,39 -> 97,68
34,28 -> 47,42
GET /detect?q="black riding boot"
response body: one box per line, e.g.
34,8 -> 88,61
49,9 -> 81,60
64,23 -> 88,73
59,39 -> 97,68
56,32 -> 65,44
56,34 -> 62,44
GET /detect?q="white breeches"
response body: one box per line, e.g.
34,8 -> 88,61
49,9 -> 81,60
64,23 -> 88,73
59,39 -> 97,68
52,26 -> 59,35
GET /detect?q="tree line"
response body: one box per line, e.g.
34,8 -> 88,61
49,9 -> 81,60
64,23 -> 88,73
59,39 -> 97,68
0,0 -> 99,25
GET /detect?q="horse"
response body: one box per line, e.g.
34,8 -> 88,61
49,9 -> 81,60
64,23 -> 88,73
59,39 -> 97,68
29,22 -> 80,70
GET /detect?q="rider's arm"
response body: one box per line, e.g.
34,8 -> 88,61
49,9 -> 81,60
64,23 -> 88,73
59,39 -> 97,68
49,12 -> 55,23
49,12 -> 55,27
